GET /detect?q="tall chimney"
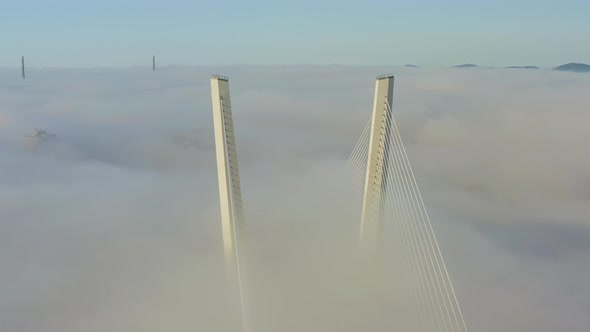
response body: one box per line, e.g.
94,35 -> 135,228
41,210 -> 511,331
152,55 -> 156,72
21,56 -> 25,79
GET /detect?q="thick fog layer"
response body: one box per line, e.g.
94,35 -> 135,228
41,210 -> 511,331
1,66 -> 588,331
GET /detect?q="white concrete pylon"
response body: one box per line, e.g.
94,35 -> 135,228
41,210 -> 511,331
359,74 -> 394,250
210,75 -> 245,274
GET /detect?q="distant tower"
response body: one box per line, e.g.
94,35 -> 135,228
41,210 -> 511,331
21,56 -> 25,79
152,55 -> 156,71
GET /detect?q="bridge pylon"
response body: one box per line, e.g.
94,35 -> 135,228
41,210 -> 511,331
211,75 -> 249,332
348,74 -> 469,332
359,74 -> 394,251
211,75 -> 245,274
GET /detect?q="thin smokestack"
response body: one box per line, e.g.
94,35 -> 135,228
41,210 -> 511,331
21,56 -> 25,79
152,55 -> 156,72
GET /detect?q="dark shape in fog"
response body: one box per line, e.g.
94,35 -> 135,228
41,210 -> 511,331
25,129 -> 56,140
554,63 -> 590,73
453,63 -> 479,68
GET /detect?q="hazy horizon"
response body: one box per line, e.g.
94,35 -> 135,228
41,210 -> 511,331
2,0 -> 589,68
3,63 -> 588,73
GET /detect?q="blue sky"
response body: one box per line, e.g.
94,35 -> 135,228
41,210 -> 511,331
1,0 -> 589,67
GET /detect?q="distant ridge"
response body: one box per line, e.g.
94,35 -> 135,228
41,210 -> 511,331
453,64 -> 478,68
404,64 -> 419,68
505,66 -> 539,69
554,63 -> 590,73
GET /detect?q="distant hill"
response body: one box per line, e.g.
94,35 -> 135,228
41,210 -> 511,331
453,64 -> 478,68
505,66 -> 539,69
404,64 -> 419,68
554,63 -> 590,73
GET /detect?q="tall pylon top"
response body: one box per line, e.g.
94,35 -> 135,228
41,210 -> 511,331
211,74 -> 230,81
376,73 -> 395,80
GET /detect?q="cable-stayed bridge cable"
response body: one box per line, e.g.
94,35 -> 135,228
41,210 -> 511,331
386,100 -> 468,332
347,81 -> 469,331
